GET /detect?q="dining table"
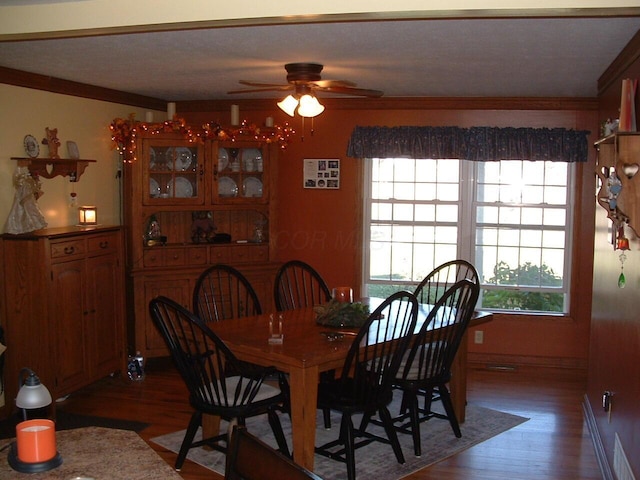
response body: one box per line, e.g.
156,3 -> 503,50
209,300 -> 492,471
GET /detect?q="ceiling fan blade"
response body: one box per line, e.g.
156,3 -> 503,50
311,79 -> 357,88
316,85 -> 384,98
228,85 -> 294,94
238,80 -> 290,88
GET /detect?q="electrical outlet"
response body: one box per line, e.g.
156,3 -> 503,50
474,330 -> 484,344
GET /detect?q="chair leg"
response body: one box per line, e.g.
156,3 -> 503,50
175,410 -> 202,471
267,407 -> 291,458
406,390 -> 422,457
438,385 -> 462,438
340,414 -> 357,480
323,408 -> 332,429
379,406 -> 406,465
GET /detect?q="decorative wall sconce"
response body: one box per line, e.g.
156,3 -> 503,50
78,206 -> 97,225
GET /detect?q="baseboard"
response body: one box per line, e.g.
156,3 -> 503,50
468,352 -> 588,373
583,394 -> 613,480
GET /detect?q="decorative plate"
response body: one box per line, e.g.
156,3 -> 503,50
218,176 -> 238,197
168,176 -> 194,198
23,134 -> 39,158
218,148 -> 229,171
149,177 -> 160,197
242,148 -> 262,172
243,177 -> 263,197
66,141 -> 80,159
176,147 -> 193,171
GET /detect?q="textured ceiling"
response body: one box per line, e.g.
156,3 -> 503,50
1,16 -> 639,101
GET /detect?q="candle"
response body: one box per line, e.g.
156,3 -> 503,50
16,419 -> 57,463
231,104 -> 240,125
167,102 -> 176,120
332,287 -> 353,303
265,116 -> 274,127
145,111 -> 153,123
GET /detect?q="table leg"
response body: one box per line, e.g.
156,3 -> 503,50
449,331 -> 469,423
202,414 -> 221,450
288,365 -> 319,471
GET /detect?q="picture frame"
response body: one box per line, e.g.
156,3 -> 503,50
303,158 -> 340,189
67,141 -> 80,159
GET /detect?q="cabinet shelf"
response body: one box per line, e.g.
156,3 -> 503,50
11,157 -> 96,182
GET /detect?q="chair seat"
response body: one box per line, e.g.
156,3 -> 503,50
220,376 -> 282,404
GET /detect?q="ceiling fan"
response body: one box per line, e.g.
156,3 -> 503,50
228,63 -> 383,117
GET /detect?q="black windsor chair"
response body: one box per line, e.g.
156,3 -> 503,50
393,278 -> 480,456
149,296 -> 289,471
193,264 -> 262,323
314,291 -> 419,480
274,260 -> 332,311
413,259 -> 478,305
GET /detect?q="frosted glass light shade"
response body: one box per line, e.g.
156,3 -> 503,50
277,95 -> 298,116
297,94 -> 325,118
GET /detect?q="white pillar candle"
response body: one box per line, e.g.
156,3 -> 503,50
145,111 -> 153,123
167,102 -> 176,120
231,104 -> 240,125
265,116 -> 274,127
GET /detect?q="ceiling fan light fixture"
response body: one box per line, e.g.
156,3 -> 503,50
297,94 -> 325,118
277,95 -> 298,116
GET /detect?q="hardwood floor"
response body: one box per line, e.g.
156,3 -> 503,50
55,359 -> 601,480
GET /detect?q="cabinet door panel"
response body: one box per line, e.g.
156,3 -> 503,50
144,279 -> 191,352
51,259 -> 88,394
87,254 -> 124,377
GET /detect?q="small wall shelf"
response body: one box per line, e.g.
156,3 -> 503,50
11,157 -> 96,182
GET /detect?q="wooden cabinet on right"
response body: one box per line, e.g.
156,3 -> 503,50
122,125 -> 280,358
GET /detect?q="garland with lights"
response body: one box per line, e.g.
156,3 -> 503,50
110,113 -> 295,163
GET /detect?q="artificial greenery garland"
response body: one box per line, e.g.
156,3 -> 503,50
314,299 -> 370,328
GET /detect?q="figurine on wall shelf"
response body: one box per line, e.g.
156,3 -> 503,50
42,127 -> 61,159
144,214 -> 166,246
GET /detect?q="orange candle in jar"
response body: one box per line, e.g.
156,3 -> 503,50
16,419 -> 57,463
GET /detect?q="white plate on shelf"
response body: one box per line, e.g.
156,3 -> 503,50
149,148 -> 158,169
218,176 -> 238,197
168,147 -> 193,171
242,148 -> 262,172
243,177 -> 263,197
168,176 -> 194,198
218,148 -> 229,171
149,177 -> 160,197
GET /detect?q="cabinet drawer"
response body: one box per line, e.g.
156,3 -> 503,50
143,249 -> 163,267
50,239 -> 86,259
164,248 -> 186,266
188,247 -> 208,265
230,245 -> 251,263
87,233 -> 119,254
250,245 -> 269,262
209,245 -> 230,264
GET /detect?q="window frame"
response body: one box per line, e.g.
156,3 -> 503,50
362,157 -> 575,315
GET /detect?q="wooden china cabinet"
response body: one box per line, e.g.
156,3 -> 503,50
122,127 -> 280,358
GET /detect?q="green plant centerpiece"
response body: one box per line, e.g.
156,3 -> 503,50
314,299 -> 370,328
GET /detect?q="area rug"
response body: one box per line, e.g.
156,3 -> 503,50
151,401 -> 528,480
0,411 -> 149,439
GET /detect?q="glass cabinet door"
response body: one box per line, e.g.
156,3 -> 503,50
143,141 -> 204,205
215,145 -> 267,203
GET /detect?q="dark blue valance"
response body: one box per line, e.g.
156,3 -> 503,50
346,126 -> 590,162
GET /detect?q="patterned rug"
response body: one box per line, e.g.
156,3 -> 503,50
151,399 -> 528,480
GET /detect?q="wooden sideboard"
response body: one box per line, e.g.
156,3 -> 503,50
0,226 -> 126,417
